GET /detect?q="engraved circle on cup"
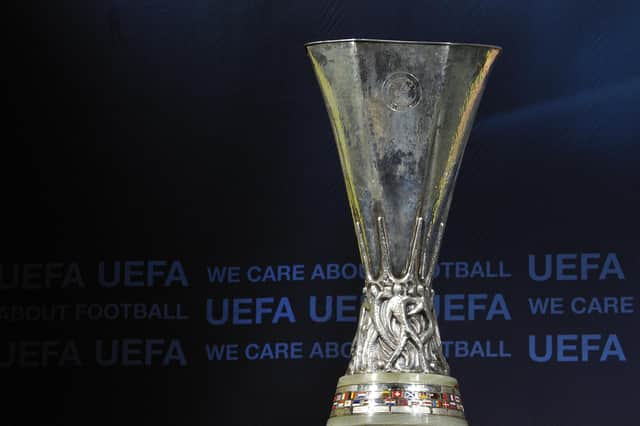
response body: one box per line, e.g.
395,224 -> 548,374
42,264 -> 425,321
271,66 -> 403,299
382,72 -> 422,111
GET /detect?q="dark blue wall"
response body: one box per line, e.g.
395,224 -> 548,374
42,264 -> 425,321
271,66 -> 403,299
4,1 -> 639,425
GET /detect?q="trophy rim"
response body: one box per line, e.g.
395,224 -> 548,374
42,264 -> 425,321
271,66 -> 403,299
304,38 -> 502,51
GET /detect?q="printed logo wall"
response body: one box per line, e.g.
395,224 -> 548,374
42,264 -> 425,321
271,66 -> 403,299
4,1 -> 639,426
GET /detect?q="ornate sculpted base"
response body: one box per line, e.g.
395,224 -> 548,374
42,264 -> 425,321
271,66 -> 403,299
328,373 -> 467,426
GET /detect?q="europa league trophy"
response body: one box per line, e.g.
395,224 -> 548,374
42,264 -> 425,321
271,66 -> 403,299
306,39 -> 500,425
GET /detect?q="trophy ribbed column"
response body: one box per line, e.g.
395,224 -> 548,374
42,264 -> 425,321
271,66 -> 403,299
306,39 -> 500,425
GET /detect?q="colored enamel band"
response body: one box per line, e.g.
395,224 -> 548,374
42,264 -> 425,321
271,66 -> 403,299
330,383 -> 465,418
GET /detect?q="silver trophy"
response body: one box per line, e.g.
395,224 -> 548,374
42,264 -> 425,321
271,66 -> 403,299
306,39 -> 500,425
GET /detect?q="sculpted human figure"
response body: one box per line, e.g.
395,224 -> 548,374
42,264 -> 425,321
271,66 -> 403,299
384,283 -> 430,371
348,282 -> 394,372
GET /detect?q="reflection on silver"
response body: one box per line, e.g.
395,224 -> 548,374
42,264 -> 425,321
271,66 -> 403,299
306,39 -> 500,375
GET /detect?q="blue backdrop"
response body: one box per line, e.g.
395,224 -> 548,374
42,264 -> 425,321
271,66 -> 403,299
3,1 -> 639,425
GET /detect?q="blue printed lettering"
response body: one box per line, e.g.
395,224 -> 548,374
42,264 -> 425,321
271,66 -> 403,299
207,266 -> 241,283
528,253 -> 625,282
434,294 -> 511,321
308,341 -> 351,359
529,334 -> 626,362
528,297 -> 564,315
206,297 -> 296,325
205,344 -> 239,361
96,339 -> 186,367
98,261 -> 188,287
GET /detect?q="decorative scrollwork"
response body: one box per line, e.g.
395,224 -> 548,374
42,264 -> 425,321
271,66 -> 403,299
347,217 -> 450,375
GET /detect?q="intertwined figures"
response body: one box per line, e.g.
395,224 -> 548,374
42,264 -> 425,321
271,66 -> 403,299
347,217 -> 450,375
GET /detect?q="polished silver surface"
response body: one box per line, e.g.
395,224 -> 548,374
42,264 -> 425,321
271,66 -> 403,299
307,39 -> 499,378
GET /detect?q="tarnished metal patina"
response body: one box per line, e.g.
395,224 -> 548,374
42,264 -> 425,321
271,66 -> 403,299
306,39 -> 500,425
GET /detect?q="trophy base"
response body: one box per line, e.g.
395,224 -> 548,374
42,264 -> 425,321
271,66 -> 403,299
328,415 -> 468,426
327,373 -> 468,426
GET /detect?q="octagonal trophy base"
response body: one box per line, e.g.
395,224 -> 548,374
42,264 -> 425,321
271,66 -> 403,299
327,373 -> 468,426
